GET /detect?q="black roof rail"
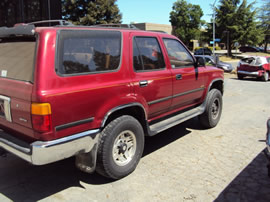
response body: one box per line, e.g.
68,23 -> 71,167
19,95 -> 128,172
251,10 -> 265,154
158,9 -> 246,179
28,20 -> 74,27
91,24 -> 139,29
148,30 -> 168,34
0,24 -> 35,37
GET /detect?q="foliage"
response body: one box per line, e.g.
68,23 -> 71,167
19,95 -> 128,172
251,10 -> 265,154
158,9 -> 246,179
214,0 -> 264,55
258,0 -> 270,52
62,0 -> 122,25
194,46 -> 221,51
170,0 -> 204,46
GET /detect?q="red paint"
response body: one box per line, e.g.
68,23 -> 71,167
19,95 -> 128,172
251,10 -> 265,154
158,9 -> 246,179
0,27 -> 223,141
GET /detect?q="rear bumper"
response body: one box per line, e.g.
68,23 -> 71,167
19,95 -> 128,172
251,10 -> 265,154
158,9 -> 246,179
0,129 -> 100,165
237,70 -> 264,77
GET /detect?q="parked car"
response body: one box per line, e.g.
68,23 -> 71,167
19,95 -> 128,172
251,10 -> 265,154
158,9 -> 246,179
0,22 -> 224,179
194,48 -> 212,56
264,118 -> 270,177
195,55 -> 233,72
239,46 -> 261,53
237,56 -> 270,81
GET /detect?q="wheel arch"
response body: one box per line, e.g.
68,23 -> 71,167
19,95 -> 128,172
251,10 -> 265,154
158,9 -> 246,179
208,79 -> 224,95
101,103 -> 149,135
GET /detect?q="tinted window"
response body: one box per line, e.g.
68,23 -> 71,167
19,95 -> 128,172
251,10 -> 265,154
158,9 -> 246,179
133,37 -> 165,71
0,37 -> 36,82
57,30 -> 121,75
163,39 -> 194,68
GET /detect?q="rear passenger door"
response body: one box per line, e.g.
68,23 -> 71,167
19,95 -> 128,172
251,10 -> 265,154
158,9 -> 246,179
163,38 -> 205,110
130,33 -> 173,118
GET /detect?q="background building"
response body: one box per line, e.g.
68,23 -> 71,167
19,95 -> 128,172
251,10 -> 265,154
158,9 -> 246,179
132,23 -> 172,34
0,0 -> 61,27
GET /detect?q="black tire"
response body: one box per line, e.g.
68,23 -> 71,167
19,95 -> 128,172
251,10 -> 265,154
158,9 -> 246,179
262,72 -> 269,82
237,74 -> 244,80
96,115 -> 144,179
199,89 -> 223,128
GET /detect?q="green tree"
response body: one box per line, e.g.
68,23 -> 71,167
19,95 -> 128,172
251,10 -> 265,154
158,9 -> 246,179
258,0 -> 270,52
62,0 -> 122,25
170,0 -> 204,47
215,0 -> 263,56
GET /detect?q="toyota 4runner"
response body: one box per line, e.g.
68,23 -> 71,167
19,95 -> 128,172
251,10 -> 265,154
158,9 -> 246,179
0,24 -> 224,179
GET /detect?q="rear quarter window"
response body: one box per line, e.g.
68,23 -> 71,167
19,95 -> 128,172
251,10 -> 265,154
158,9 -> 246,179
0,37 -> 36,82
56,30 -> 121,75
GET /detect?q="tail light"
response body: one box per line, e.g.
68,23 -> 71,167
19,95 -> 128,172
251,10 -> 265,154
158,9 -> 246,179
31,103 -> 52,133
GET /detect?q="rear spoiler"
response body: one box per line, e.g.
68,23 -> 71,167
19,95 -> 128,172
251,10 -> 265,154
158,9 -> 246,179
0,24 -> 35,38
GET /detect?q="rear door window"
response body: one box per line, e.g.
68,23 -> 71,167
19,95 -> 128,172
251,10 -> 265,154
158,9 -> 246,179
57,30 -> 121,75
0,37 -> 36,82
133,37 -> 165,71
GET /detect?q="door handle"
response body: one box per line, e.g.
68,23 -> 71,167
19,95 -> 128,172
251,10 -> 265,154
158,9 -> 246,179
176,74 -> 182,80
139,80 -> 148,87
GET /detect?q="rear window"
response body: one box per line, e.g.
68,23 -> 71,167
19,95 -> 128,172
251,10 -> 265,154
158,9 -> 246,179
240,57 -> 267,66
0,37 -> 36,82
56,30 -> 121,75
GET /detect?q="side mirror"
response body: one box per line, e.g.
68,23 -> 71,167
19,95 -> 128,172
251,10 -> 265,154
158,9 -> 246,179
196,57 -> 205,67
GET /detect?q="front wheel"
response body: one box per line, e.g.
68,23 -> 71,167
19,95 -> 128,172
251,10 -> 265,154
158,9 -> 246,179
96,115 -> 144,179
199,89 -> 223,128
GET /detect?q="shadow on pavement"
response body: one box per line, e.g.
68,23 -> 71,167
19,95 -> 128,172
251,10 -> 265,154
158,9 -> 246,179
214,149 -> 270,202
0,119 -> 195,201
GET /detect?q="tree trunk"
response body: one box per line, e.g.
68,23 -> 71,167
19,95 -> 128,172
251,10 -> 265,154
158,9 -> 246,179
264,35 -> 269,53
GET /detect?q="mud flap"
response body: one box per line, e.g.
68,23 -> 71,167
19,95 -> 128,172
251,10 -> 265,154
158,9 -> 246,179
75,143 -> 98,173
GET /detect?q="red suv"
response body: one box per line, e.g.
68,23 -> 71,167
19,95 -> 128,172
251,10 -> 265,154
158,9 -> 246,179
0,23 -> 224,179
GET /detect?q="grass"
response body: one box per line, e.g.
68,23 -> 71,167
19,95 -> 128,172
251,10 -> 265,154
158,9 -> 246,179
238,52 -> 270,57
219,52 -> 270,62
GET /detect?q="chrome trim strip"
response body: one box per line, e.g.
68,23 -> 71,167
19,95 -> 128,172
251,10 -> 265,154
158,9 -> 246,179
237,70 -> 260,76
55,117 -> 94,131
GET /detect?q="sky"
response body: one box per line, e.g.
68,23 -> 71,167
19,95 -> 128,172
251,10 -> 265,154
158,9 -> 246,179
116,0 -> 263,25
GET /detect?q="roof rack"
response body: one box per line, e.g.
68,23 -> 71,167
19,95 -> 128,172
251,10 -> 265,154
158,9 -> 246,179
92,24 -> 139,29
27,20 -> 74,27
0,24 -> 35,37
148,30 -> 167,34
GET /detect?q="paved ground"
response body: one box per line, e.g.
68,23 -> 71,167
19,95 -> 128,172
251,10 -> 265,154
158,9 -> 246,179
1,74 -> 270,202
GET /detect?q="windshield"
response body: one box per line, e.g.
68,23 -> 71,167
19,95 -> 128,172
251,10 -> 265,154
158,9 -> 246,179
0,37 -> 36,82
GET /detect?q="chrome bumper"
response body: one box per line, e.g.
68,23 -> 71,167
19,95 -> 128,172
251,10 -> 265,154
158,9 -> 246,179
0,129 -> 100,165
237,70 -> 260,76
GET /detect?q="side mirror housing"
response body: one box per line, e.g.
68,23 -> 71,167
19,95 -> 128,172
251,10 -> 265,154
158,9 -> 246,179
196,57 -> 205,67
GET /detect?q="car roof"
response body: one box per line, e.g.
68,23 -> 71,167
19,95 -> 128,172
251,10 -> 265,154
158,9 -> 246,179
194,55 -> 212,58
0,23 -> 174,39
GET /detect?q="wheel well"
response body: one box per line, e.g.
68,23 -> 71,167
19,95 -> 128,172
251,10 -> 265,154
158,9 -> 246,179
103,106 -> 148,135
209,80 -> 224,95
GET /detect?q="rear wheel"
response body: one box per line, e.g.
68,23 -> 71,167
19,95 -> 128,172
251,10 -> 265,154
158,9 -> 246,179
96,115 -> 144,179
237,74 -> 244,80
262,72 -> 269,82
199,89 -> 223,128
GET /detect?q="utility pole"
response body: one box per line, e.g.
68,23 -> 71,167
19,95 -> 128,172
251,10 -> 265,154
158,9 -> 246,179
213,0 -> 217,56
